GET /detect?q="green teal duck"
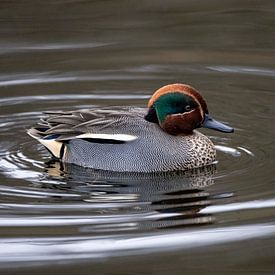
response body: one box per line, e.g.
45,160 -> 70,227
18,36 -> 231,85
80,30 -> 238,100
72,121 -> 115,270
28,83 -> 233,172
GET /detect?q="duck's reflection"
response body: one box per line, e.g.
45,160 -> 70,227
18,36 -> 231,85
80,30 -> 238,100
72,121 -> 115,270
43,160 -> 216,231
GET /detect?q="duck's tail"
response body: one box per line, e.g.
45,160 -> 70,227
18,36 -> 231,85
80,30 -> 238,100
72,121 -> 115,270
27,128 -> 64,159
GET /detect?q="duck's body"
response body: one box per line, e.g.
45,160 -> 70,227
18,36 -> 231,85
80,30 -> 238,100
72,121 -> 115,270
28,84 -> 233,172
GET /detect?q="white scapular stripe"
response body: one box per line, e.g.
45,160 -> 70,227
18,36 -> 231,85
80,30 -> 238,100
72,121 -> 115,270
75,133 -> 138,142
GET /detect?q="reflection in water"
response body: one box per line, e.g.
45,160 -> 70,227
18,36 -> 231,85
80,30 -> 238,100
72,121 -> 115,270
0,157 -> 221,265
42,161 -> 216,231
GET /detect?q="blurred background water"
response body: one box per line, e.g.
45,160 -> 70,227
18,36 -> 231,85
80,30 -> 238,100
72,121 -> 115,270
0,0 -> 275,274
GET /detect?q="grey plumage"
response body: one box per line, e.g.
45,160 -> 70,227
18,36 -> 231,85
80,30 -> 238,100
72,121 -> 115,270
28,107 -> 216,172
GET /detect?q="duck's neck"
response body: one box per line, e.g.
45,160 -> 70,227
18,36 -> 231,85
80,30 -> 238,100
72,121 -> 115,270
144,106 -> 159,124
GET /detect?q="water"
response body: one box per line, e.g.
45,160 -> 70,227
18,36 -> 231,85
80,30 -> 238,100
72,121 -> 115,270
0,1 -> 275,274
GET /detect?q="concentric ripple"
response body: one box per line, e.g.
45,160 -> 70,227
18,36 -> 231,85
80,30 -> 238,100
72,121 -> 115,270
0,85 -> 273,268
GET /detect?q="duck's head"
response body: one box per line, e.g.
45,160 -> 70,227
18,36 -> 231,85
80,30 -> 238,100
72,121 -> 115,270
145,83 -> 234,135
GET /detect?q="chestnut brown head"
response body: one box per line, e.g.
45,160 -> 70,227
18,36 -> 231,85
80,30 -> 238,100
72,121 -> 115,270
145,83 -> 234,135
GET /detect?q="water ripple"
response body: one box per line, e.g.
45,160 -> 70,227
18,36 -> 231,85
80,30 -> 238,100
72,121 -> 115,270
0,85 -> 269,269
201,198 -> 275,214
0,94 -> 149,107
0,223 -> 274,265
208,65 -> 275,77
0,71 -> 157,87
0,42 -> 113,54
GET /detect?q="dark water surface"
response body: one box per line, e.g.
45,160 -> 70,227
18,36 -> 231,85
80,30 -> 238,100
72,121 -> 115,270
1,1 -> 275,274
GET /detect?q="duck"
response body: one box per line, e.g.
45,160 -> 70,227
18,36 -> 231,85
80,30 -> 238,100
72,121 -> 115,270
28,83 -> 234,172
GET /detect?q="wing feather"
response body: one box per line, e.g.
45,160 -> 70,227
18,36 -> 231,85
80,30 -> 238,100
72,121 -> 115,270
28,107 -> 146,144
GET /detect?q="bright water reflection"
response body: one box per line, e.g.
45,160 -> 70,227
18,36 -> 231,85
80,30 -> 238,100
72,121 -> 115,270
1,223 -> 275,267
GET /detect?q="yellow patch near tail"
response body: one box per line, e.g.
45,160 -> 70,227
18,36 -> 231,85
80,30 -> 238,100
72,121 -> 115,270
27,129 -> 64,159
38,139 -> 63,159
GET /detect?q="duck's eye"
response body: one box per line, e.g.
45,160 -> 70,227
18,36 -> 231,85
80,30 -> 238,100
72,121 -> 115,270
185,105 -> 191,112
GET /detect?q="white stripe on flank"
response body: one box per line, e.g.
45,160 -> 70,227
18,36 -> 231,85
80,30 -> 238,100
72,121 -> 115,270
75,133 -> 137,142
27,129 -> 136,158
